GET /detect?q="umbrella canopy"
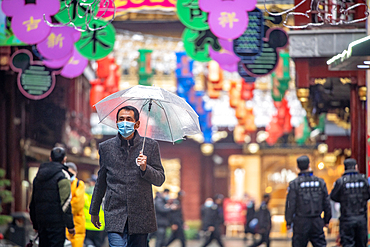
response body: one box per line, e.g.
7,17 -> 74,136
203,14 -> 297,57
94,85 -> 201,144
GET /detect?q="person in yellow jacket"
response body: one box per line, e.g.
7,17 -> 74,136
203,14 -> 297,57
65,162 -> 86,247
84,176 -> 106,247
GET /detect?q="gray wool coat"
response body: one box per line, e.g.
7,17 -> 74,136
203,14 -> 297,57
89,131 -> 165,234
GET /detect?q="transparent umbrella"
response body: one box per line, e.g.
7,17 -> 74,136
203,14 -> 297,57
94,85 -> 201,151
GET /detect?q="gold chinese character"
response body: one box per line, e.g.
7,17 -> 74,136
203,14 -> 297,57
218,12 -> 239,28
47,33 -> 65,48
22,16 -> 41,32
68,56 -> 80,65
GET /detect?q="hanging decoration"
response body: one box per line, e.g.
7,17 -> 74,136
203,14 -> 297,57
176,51 -> 194,99
177,0 -> 209,30
271,52 -> 290,102
43,47 -> 88,78
138,49 -> 153,86
37,26 -> 81,60
233,8 -> 264,62
10,49 -> 60,100
182,28 -> 221,62
209,38 -> 240,72
1,0 -> 60,44
263,0 -> 369,29
198,0 -> 256,40
240,28 -> 288,77
90,56 -> 120,108
74,19 -> 116,60
54,0 -> 101,29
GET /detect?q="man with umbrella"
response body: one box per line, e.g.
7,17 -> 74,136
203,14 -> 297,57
89,105 -> 165,247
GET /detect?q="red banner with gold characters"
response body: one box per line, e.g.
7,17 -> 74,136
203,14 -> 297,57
99,0 -> 176,18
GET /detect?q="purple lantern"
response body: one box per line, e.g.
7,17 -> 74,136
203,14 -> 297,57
37,26 -> 81,60
209,38 -> 240,72
199,0 -> 256,40
60,48 -> 88,79
1,0 -> 60,44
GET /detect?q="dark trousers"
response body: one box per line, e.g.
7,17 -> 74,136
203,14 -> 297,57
340,215 -> 368,247
202,227 -> 224,247
292,216 -> 326,247
84,230 -> 106,247
154,227 -> 167,247
38,226 -> 65,247
249,231 -> 270,247
165,225 -> 186,247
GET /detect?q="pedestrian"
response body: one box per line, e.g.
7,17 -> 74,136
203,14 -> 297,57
244,197 -> 256,244
330,158 -> 370,247
84,176 -> 106,247
200,197 -> 224,247
248,194 -> 271,247
89,105 -> 165,247
152,189 -> 172,247
285,155 -> 331,247
165,190 -> 186,247
65,162 -> 86,247
29,147 -> 75,247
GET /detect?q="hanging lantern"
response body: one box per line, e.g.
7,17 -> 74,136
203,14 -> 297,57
229,80 -> 240,108
90,79 -> 105,108
244,108 -> 257,132
96,56 -> 114,79
235,100 -> 246,120
241,80 -> 255,101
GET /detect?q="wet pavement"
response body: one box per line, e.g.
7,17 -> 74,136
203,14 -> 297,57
149,237 -> 337,247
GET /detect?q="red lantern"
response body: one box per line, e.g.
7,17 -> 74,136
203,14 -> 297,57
96,56 -> 114,79
241,80 -> 254,101
90,79 -> 105,109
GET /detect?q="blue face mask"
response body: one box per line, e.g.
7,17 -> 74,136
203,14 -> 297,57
117,121 -> 136,138
205,201 -> 213,207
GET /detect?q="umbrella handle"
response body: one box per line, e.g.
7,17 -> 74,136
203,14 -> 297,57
141,99 -> 152,153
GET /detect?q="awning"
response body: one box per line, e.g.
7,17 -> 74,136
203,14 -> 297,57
327,35 -> 370,71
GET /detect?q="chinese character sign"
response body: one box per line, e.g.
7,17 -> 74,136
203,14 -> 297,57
37,26 -> 81,60
198,0 -> 256,40
1,0 -> 60,44
98,0 -> 176,18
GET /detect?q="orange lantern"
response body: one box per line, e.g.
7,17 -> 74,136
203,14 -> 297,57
241,81 -> 254,101
90,79 -> 105,109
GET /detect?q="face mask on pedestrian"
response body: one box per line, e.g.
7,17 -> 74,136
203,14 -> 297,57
205,201 -> 213,207
70,175 -> 76,182
117,121 -> 135,138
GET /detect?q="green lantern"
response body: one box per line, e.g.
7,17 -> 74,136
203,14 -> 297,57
138,49 -> 153,86
55,0 -> 100,28
75,19 -> 115,60
182,28 -> 221,62
177,0 -> 209,30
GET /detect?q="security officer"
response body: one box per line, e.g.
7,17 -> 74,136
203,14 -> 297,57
330,158 -> 370,247
285,155 -> 331,247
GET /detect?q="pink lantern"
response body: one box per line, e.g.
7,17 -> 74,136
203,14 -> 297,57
37,26 -> 81,60
209,38 -> 240,72
1,0 -> 60,44
199,0 -> 256,40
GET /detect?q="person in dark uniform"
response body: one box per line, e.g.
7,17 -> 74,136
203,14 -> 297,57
165,191 -> 186,247
200,198 -> 224,247
285,155 -> 331,247
152,189 -> 172,247
244,198 -> 256,244
330,158 -> 370,247
248,194 -> 271,247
